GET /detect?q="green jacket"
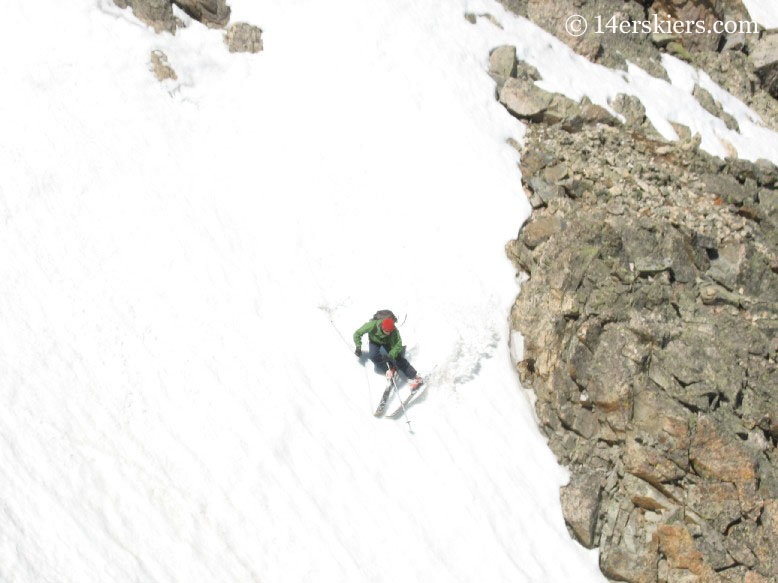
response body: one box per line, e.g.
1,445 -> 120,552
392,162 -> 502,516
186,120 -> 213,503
353,320 -> 404,359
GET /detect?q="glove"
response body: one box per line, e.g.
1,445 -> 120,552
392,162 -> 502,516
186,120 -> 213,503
354,346 -> 362,357
386,367 -> 397,380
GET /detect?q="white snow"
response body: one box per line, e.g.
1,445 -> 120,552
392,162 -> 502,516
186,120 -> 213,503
1,0 -> 777,581
743,0 -> 778,28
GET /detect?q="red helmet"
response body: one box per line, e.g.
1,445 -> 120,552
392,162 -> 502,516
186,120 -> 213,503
381,318 -> 395,333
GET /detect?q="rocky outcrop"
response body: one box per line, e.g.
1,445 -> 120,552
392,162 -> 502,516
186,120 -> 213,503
496,0 -> 778,131
499,53 -> 778,583
113,0 -> 178,34
113,0 -> 231,32
524,0 -> 669,79
648,0 -> 752,52
493,45 -> 621,133
115,0 -> 261,74
174,0 -> 230,28
749,32 -> 778,99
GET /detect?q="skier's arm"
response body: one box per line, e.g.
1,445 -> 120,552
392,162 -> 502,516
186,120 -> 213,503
353,321 -> 374,347
386,330 -> 404,360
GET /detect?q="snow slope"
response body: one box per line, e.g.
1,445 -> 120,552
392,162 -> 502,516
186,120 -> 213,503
743,0 -> 778,28
1,0 -> 776,581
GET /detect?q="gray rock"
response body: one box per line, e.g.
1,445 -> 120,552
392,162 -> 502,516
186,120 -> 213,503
498,78 -> 553,121
750,33 -> 778,99
621,473 -> 677,513
525,176 -> 562,205
721,32 -> 747,52
173,0 -> 230,28
693,85 -> 739,131
224,22 -> 263,53
149,50 -> 177,81
519,216 -> 563,248
507,86 -> 778,583
581,102 -> 619,127
701,173 -> 756,205
116,0 -> 177,33
665,41 -> 693,63
514,61 -> 541,82
624,436 -> 687,487
560,470 -> 602,548
699,283 -> 743,307
690,416 -> 758,498
692,523 -> 736,571
488,45 -> 517,85
600,542 -> 658,583
611,94 -> 646,127
755,158 -> 778,187
707,243 -> 747,290
693,85 -> 720,118
547,95 -> 583,128
685,481 -> 741,534
494,0 -> 527,18
114,0 -> 232,32
760,188 -> 778,218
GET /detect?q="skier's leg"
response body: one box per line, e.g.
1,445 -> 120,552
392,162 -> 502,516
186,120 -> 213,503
368,342 -> 390,373
394,351 -> 418,379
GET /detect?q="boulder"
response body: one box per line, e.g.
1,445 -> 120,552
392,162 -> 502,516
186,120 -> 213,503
690,416 -> 758,504
518,216 -> 563,248
224,22 -> 263,53
114,0 -> 232,31
750,33 -> 778,99
498,78 -> 553,121
488,45 -> 517,86
173,0 -> 230,28
685,481 -> 742,534
149,50 -> 177,81
560,470 -> 602,548
116,0 -> 177,33
621,473 -> 677,513
656,523 -> 717,578
600,543 -> 658,583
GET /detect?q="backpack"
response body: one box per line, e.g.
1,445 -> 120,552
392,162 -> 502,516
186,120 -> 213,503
372,309 -> 397,323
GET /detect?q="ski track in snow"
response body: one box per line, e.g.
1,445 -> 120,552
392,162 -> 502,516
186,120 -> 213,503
1,0 -> 777,581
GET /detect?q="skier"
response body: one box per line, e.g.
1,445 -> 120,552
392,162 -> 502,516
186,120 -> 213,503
354,314 -> 424,391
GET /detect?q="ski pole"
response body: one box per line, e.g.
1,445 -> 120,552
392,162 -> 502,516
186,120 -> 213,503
322,310 -> 374,411
387,362 -> 412,431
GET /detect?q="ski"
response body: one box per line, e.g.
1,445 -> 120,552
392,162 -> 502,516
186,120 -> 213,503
386,382 -> 428,418
373,383 -> 394,417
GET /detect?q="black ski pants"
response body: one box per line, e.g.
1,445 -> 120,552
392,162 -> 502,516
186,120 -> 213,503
368,342 -> 417,379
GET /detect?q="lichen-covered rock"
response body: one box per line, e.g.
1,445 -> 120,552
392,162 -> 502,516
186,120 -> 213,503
560,470 -> 602,547
173,0 -> 230,28
115,0 -> 177,33
750,33 -> 778,99
498,78 -> 553,122
506,97 -> 778,581
656,523 -> 719,580
690,416 -> 759,506
149,50 -> 177,81
113,0 -> 232,32
488,45 -> 517,88
497,0 -> 778,133
693,85 -> 739,131
224,22 -> 263,53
